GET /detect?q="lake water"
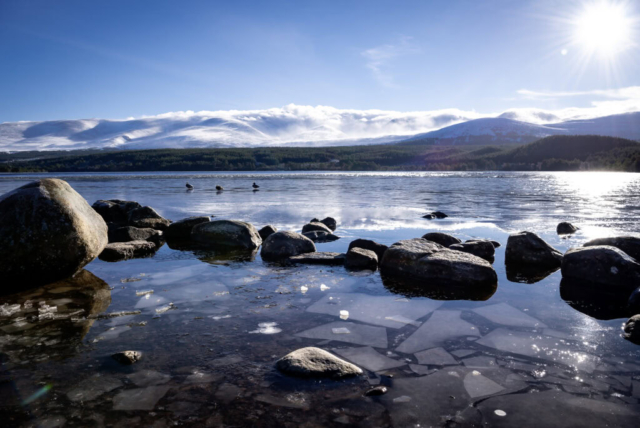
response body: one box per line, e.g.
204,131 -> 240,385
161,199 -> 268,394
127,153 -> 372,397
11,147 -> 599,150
1,171 -> 640,427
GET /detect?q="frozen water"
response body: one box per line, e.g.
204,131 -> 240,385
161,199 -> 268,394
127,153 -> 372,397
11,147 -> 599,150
408,364 -> 437,376
249,322 -> 281,334
135,290 -> 154,296
155,303 -> 176,314
414,347 -> 459,366
339,310 -> 349,320
451,349 -> 476,358
256,393 -> 310,409
295,321 -> 388,348
127,370 -> 171,387
384,315 -> 421,327
112,386 -> 171,411
215,383 -> 243,403
476,328 -> 597,373
184,371 -> 223,384
463,370 -> 505,398
462,356 -> 497,368
334,346 -> 406,372
332,327 -> 351,334
67,375 -> 122,402
396,311 -> 480,354
209,354 -> 244,367
472,303 -> 547,328
0,303 -> 21,317
306,293 -> 441,329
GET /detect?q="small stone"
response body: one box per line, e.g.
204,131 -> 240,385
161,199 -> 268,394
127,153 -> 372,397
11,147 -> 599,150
112,351 -> 142,365
276,347 -> 363,378
345,248 -> 378,271
557,222 -> 579,235
365,386 -> 388,396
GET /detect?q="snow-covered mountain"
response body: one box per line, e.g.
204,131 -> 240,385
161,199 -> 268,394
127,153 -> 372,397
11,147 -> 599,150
0,105 -> 638,152
401,112 -> 640,145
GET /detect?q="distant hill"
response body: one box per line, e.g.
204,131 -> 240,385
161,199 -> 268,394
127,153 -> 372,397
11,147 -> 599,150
1,135 -> 638,173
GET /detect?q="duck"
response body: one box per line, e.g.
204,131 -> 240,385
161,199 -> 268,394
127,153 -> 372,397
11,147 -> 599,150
252,182 -> 260,189
186,182 -> 194,190
216,185 -> 223,191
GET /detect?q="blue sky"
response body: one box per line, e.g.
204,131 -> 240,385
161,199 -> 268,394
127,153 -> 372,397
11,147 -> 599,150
1,0 -> 639,122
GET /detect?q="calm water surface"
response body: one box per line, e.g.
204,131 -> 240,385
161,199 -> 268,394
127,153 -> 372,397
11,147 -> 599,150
1,171 -> 640,427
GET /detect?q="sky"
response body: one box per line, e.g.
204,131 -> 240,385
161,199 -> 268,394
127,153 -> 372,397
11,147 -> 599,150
0,0 -> 639,123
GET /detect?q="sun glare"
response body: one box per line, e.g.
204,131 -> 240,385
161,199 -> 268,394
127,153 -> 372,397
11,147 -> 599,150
573,1 -> 633,56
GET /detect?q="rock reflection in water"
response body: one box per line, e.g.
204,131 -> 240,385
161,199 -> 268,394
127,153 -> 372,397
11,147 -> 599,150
381,273 -> 497,301
560,278 -> 631,320
506,264 -> 560,284
0,269 -> 110,364
166,238 -> 258,263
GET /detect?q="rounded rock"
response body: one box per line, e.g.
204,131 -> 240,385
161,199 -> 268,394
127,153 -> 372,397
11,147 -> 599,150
348,239 -> 388,262
345,248 -> 378,271
276,347 -> 363,378
261,231 -> 316,260
258,225 -> 278,241
557,222 -> 579,235
422,232 -> 461,248
505,231 -> 563,267
301,222 -> 332,234
165,216 -> 211,240
191,220 -> 262,249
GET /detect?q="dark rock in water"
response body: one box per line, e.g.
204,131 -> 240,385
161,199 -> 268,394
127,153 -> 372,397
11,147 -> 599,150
382,272 -> 496,301
365,386 -> 388,396
216,185 -> 223,191
506,265 -> 559,284
380,239 -> 497,287
423,211 -> 447,219
288,252 -> 346,266
165,216 -> 210,240
583,236 -> 640,261
348,239 -> 388,262
319,217 -> 337,231
557,222 -> 579,235
422,232 -> 461,248
301,221 -> 332,234
92,199 -> 141,224
623,315 -> 640,344
0,179 -> 108,288
345,248 -> 378,271
303,230 -> 340,243
128,206 -> 171,231
628,287 -> 640,315
423,214 -> 435,219
276,347 -> 362,378
466,238 -> 501,248
449,240 -> 495,262
258,225 -> 278,241
191,220 -> 262,249
109,226 -> 164,245
99,240 -> 157,262
112,350 -> 142,365
261,231 -> 315,260
560,278 -> 630,320
505,231 -> 562,268
561,245 -> 640,290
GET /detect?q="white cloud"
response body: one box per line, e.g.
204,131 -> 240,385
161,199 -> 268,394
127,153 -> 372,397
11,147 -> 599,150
361,37 -> 420,87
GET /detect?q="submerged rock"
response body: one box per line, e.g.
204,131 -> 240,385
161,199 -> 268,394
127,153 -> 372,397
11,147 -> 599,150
557,222 -> 579,235
301,221 -> 332,234
258,225 -> 278,241
561,245 -> 640,290
99,240 -> 157,262
348,238 -> 388,262
449,240 -> 495,262
276,347 -> 363,378
288,252 -> 346,266
261,231 -> 315,260
380,239 -> 497,287
505,231 -> 562,268
303,230 -> 340,242
623,315 -> 640,344
422,232 -> 461,248
345,248 -> 378,271
109,226 -> 164,245
0,179 -> 108,288
165,216 -> 210,239
127,206 -> 171,231
191,220 -> 262,249
583,236 -> 640,261
112,350 -> 142,365
560,278 -> 630,320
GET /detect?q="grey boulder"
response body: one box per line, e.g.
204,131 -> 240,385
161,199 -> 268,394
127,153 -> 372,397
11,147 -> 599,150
584,236 -> 640,261
303,230 -> 340,242
191,220 -> 262,249
99,240 -> 157,262
561,245 -> 640,290
258,225 -> 278,241
380,238 -> 497,287
0,179 -> 108,287
165,216 -> 211,239
92,199 -> 141,224
261,231 -> 315,260
128,206 -> 171,231
345,248 -> 378,271
301,222 -> 332,234
109,226 -> 164,245
288,252 -> 346,266
319,217 -> 337,231
276,347 -> 362,378
505,231 -> 562,267
422,232 -> 461,248
557,222 -> 579,235
348,239 -> 388,262
449,240 -> 495,262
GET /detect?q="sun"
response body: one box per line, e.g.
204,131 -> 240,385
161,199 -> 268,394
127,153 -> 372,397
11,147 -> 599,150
573,1 -> 633,56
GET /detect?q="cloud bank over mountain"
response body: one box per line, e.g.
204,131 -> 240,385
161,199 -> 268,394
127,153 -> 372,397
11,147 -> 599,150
1,89 -> 639,151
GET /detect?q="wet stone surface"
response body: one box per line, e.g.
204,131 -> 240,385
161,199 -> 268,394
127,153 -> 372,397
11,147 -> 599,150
1,171 -> 640,427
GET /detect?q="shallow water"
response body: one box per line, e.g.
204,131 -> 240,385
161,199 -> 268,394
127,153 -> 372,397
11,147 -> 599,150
1,171 -> 640,427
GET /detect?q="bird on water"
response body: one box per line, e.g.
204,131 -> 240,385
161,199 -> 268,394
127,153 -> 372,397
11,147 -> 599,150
252,182 -> 259,189
186,182 -> 194,190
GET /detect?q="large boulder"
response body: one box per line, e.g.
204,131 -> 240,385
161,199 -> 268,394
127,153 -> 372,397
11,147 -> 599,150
261,231 -> 315,260
108,226 -> 164,245
92,199 -> 141,224
288,252 -> 346,266
276,347 -> 362,379
99,240 -> 157,262
127,206 -> 171,231
583,236 -> 640,261
165,216 -> 210,240
258,225 -> 278,241
303,231 -> 340,243
505,231 -> 562,268
0,179 -> 108,287
345,248 -> 378,271
380,238 -> 497,287
557,222 -> 578,235
449,240 -> 495,262
561,245 -> 640,290
191,220 -> 262,249
623,315 -> 640,344
421,232 -> 461,248
348,239 -> 388,262
301,222 -> 332,234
